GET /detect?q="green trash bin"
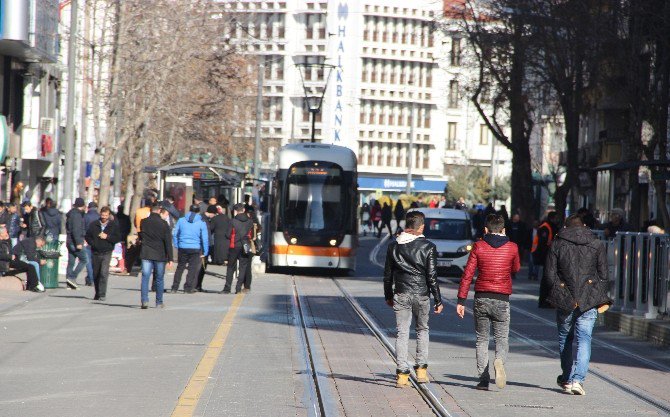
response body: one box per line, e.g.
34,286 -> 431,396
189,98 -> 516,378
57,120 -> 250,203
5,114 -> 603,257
39,241 -> 61,289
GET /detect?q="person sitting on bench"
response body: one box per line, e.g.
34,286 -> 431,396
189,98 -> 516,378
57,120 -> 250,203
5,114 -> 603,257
0,227 -> 43,292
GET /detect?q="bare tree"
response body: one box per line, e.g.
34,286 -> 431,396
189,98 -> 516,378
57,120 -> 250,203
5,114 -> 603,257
453,0 -> 539,224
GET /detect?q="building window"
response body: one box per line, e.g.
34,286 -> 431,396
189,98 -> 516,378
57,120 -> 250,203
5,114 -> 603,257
448,80 -> 459,108
479,124 -> 490,146
447,122 -> 457,150
450,37 -> 461,66
480,81 -> 491,104
423,146 -> 430,169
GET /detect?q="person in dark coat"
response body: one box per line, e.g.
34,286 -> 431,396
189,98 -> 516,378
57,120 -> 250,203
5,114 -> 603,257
543,214 -> 611,396
83,202 -> 100,285
196,205 -> 218,291
115,205 -> 132,275
209,208 -> 231,265
379,202 -> 393,238
534,211 -> 561,307
138,203 -> 173,308
394,201 -> 406,234
0,227 -> 41,291
85,206 -> 122,301
13,235 -> 47,286
21,202 -> 45,238
0,202 -> 11,227
506,214 -> 529,270
41,198 -> 62,241
65,198 -> 87,289
221,203 -> 253,294
6,204 -> 21,247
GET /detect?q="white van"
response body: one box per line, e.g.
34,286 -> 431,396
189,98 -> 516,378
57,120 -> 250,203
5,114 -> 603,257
408,208 -> 474,276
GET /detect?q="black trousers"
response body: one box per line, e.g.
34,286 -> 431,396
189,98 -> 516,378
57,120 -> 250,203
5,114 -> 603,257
172,249 -> 202,291
125,242 -> 141,274
196,246 -> 214,290
379,220 -> 392,237
92,251 -> 112,299
8,260 -> 39,290
224,247 -> 251,292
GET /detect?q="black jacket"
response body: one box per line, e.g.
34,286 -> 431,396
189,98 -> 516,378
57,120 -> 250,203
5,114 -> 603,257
66,208 -> 86,248
27,210 -> 46,238
381,205 -> 393,223
543,226 -> 610,312
383,235 -> 442,306
209,214 -> 231,264
226,213 -> 253,249
13,237 -> 39,262
139,213 -> 173,262
507,221 -> 529,250
394,203 -> 405,221
86,220 -> 122,254
41,207 -> 62,239
0,239 -> 12,273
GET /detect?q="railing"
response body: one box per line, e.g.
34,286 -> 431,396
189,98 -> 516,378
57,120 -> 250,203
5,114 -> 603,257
604,232 -> 670,318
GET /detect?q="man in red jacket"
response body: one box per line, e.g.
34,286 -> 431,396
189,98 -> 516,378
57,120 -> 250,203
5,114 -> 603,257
457,214 -> 520,391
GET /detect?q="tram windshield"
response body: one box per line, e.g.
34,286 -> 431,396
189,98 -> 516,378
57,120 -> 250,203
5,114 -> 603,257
284,163 -> 344,233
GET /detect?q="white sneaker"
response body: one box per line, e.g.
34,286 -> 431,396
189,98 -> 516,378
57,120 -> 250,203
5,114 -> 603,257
36,282 -> 45,292
571,381 -> 586,395
65,279 -> 79,290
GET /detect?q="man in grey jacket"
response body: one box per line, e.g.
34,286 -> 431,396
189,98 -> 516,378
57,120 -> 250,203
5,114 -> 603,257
65,198 -> 87,289
383,210 -> 443,387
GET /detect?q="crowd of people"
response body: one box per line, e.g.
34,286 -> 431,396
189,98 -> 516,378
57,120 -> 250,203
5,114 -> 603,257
0,193 -> 261,308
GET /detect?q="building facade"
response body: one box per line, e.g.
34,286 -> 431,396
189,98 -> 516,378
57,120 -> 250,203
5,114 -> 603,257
219,0 -> 513,201
0,0 -> 61,204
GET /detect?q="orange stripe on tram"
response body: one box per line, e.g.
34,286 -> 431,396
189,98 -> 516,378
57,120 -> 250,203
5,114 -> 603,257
271,245 -> 355,257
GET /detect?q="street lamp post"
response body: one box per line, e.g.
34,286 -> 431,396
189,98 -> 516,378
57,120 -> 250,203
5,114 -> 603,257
406,79 -> 416,195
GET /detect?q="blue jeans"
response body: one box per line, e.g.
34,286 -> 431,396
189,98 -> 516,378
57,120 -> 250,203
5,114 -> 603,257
67,248 -> 88,281
85,246 -> 94,284
27,261 -> 42,283
141,260 -> 166,305
557,307 -> 598,384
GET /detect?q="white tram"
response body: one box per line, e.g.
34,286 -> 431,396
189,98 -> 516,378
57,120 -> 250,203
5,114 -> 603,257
269,143 -> 358,271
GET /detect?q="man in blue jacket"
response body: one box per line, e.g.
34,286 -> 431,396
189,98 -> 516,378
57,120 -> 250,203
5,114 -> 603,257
171,204 -> 209,294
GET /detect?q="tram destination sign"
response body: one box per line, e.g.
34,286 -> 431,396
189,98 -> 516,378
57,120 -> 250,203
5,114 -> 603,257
291,167 -> 339,176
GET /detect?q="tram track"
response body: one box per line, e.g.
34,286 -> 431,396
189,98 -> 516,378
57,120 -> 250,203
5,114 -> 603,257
370,236 -> 670,414
291,274 -> 460,417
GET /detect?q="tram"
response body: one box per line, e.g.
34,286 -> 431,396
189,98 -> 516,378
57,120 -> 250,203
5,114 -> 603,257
269,143 -> 358,271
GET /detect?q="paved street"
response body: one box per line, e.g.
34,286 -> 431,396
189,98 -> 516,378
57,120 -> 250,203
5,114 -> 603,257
0,237 -> 669,417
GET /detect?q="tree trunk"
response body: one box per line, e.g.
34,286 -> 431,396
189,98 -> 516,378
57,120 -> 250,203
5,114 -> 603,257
554,110 -> 580,219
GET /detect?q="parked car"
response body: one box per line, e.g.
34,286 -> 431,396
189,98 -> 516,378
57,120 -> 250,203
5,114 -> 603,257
408,208 -> 474,276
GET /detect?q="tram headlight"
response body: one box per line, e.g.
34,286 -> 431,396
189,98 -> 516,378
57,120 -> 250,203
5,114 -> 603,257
290,237 -> 298,245
329,239 -> 337,246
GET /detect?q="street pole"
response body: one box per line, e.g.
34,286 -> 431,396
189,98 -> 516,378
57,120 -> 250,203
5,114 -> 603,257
310,110 -> 317,143
406,101 -> 415,195
63,0 -> 78,209
253,61 -> 264,181
490,135 -> 496,189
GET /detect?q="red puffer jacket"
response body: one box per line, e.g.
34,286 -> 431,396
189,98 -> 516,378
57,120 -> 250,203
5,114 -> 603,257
457,234 -> 520,301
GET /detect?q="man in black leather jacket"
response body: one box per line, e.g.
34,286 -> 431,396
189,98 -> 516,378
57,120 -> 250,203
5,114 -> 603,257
383,210 -> 443,387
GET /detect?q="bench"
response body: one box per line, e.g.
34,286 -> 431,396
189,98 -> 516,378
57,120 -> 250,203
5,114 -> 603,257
0,271 -> 27,291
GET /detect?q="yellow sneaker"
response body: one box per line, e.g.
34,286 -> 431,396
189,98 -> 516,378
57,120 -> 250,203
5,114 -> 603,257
415,366 -> 429,383
396,372 -> 410,388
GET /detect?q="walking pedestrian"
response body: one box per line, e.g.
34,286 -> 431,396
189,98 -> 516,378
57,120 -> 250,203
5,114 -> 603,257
457,214 -> 520,390
171,204 -> 209,294
65,198 -> 87,289
41,198 -> 62,241
394,200 -> 406,234
543,214 -> 611,395
221,203 -> 253,294
84,202 -> 100,286
116,205 -> 131,275
360,203 -> 371,236
379,202 -> 393,238
383,211 -> 443,387
85,206 -> 122,301
0,227 -> 43,292
371,201 -> 382,236
139,203 -> 173,309
242,206 -> 262,292
533,211 -> 560,307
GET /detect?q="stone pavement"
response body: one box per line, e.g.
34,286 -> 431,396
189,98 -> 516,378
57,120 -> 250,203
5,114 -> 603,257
0,237 -> 668,417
